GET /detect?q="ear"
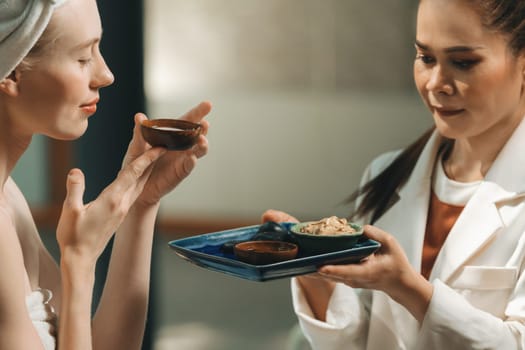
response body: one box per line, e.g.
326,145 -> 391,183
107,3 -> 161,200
519,51 -> 525,76
0,70 -> 20,97
517,52 -> 525,96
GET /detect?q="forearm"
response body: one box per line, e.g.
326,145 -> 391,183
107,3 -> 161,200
92,202 -> 159,350
388,269 -> 433,323
296,276 -> 336,321
58,252 -> 96,350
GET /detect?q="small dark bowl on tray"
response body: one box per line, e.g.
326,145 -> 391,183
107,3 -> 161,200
234,240 -> 298,265
220,221 -> 295,255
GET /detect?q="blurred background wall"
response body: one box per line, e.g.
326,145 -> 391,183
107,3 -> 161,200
145,0 -> 430,222
12,1 -> 431,349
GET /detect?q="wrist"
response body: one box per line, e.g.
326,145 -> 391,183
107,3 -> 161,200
297,275 -> 336,321
59,252 -> 95,350
60,248 -> 96,286
116,200 -> 160,239
131,198 -> 161,215
390,269 -> 433,322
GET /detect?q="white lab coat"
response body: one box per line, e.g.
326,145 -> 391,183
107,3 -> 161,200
292,118 -> 525,349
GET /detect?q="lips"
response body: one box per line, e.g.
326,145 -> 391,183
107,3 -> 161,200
433,106 -> 465,117
80,97 -> 99,114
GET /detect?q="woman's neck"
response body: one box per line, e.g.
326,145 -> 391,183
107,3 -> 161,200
0,118 -> 32,189
444,116 -> 524,182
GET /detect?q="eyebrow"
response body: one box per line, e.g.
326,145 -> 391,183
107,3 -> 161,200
72,30 -> 103,51
414,40 -> 485,53
73,38 -> 100,51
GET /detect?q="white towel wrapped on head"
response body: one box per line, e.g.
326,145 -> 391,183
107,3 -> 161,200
0,0 -> 67,80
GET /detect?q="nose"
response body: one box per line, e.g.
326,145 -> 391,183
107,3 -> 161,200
90,53 -> 114,89
426,65 -> 454,95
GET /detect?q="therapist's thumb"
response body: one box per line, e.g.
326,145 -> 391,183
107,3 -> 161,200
363,225 -> 390,242
64,168 -> 85,210
363,225 -> 402,253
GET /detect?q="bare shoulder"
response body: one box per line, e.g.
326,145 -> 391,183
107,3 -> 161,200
1,178 -> 40,277
4,177 -> 33,219
5,177 -> 50,247
4,177 -> 60,302
0,205 -> 49,348
0,203 -> 28,300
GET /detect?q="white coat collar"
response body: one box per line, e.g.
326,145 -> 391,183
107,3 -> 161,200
373,131 -> 440,270
432,118 -> 525,282
375,117 -> 525,283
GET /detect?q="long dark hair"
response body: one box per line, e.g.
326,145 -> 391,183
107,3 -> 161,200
347,128 -> 444,223
348,0 -> 525,223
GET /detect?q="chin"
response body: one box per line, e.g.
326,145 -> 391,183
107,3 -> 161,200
434,123 -> 471,141
51,125 -> 89,141
433,114 -> 471,139
69,129 -> 88,140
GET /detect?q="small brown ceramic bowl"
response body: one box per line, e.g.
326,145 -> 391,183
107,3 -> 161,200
234,241 -> 299,265
140,119 -> 202,151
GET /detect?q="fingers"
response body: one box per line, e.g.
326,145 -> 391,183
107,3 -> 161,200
133,113 -> 148,143
96,147 -> 166,216
318,226 -> 392,278
122,113 -> 151,167
261,209 -> 299,223
64,168 -> 85,211
318,263 -> 361,278
199,119 -> 210,137
181,155 -> 197,179
180,101 -> 212,123
126,147 -> 166,180
363,225 -> 393,244
193,135 -> 209,158
132,113 -> 150,148
363,225 -> 402,257
113,147 -> 166,193
317,258 -> 379,290
135,112 -> 147,124
298,272 -> 327,281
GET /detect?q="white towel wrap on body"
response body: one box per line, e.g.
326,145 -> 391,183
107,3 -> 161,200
26,288 -> 58,350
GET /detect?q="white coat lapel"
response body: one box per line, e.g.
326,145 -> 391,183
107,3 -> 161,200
431,118 -> 525,283
374,131 -> 442,271
430,182 -> 507,283
370,131 -> 442,345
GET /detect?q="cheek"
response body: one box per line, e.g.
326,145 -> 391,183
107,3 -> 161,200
16,71 -> 85,134
21,65 -> 84,109
466,65 -> 522,112
24,77 -> 79,120
413,64 -> 429,100
31,77 -> 73,106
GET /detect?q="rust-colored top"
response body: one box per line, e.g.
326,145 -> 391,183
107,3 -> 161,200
421,191 -> 464,279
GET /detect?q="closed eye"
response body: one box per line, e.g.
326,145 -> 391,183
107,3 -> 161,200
451,59 -> 479,70
78,58 -> 93,66
416,54 -> 435,65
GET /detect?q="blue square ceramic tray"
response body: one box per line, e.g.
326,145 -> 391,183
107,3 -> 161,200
168,222 -> 381,282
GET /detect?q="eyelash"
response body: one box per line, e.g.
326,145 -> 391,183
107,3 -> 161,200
415,54 -> 479,71
416,54 -> 434,65
78,58 -> 92,66
451,59 -> 479,70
